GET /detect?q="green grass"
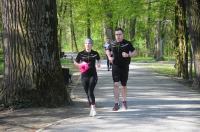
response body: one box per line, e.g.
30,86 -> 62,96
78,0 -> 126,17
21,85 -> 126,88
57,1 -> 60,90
133,57 -> 156,63
133,56 -> 177,76
136,62 -> 176,77
133,56 -> 175,63
148,63 -> 176,76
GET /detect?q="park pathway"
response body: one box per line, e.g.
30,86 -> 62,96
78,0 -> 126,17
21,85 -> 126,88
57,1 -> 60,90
38,61 -> 200,132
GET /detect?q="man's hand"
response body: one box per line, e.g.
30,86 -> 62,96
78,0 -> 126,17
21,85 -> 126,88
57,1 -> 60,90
122,52 -> 129,58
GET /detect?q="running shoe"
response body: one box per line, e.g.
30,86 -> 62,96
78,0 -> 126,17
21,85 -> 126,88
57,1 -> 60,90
122,101 -> 127,110
89,105 -> 97,117
112,103 -> 120,111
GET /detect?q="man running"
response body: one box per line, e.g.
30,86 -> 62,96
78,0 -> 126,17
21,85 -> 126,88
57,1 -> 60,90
105,28 -> 136,111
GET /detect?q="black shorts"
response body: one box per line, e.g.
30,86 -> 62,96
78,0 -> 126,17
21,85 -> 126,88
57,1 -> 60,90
112,64 -> 129,86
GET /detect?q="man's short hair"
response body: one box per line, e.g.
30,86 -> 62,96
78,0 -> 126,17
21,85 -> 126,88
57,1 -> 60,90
115,27 -> 124,33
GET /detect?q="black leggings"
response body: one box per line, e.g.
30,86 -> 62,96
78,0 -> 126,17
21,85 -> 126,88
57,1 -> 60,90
81,75 -> 97,105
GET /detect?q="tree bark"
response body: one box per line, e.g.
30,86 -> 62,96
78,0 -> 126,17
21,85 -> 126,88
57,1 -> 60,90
174,0 -> 189,79
1,0 -> 70,107
154,21 -> 164,61
186,0 -> 200,88
146,0 -> 151,56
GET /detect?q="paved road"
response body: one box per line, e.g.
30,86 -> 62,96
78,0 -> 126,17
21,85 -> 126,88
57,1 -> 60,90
38,61 -> 200,132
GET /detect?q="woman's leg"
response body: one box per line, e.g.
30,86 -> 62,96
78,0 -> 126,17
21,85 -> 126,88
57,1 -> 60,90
88,76 -> 98,105
81,76 -> 90,105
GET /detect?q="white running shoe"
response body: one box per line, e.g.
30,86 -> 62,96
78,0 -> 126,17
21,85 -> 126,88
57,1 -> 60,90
89,105 -> 96,117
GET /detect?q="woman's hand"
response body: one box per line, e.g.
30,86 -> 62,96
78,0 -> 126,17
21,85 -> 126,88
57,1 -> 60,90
96,61 -> 101,69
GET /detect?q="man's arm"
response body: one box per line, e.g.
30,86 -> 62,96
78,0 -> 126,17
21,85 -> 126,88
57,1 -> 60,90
106,50 -> 113,63
122,50 -> 137,58
128,50 -> 137,57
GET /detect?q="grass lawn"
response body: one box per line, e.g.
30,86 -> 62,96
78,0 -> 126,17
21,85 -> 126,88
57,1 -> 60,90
133,56 -> 177,77
147,63 -> 176,76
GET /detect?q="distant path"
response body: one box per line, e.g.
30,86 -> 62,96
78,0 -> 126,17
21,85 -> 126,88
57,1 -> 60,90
38,61 -> 200,132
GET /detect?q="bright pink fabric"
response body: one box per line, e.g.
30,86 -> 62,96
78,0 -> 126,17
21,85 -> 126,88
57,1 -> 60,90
79,62 -> 89,73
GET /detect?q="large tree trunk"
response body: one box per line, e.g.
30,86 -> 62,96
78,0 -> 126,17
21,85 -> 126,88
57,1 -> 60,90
186,0 -> 200,88
1,0 -> 70,107
174,0 -> 189,79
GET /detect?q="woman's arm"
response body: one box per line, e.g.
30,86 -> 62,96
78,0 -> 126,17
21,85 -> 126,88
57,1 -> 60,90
74,60 -> 80,68
96,60 -> 101,68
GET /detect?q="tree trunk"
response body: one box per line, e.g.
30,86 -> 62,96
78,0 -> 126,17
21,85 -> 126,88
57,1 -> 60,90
58,28 -> 62,55
174,0 -> 189,79
103,13 -> 113,41
189,43 -> 193,80
69,0 -> 78,52
129,18 -> 136,42
102,0 -> 113,41
186,0 -> 200,88
1,0 -> 70,107
146,0 -> 151,56
154,21 -> 164,61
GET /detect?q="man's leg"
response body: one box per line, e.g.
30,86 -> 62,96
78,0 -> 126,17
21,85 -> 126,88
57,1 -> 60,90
114,82 -> 119,104
121,85 -> 127,102
120,66 -> 129,110
112,64 -> 120,111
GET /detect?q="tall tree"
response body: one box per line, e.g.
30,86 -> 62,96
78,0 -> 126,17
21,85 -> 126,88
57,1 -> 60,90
185,0 -> 200,88
102,0 -> 113,40
69,0 -> 78,52
146,0 -> 151,56
154,1 -> 172,61
1,0 -> 70,107
57,0 -> 68,54
129,17 -> 137,42
174,0 -> 189,79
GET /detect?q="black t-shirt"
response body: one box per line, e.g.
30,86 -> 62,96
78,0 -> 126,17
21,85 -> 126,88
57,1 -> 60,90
106,39 -> 135,66
75,50 -> 100,76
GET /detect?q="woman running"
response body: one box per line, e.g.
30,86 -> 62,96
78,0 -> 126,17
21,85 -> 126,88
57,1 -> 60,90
74,38 -> 101,116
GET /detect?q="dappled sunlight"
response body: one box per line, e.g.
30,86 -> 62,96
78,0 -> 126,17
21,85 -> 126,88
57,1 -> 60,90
37,62 -> 200,132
